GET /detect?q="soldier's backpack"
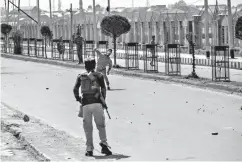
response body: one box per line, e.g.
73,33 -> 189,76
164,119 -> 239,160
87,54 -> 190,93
80,72 -> 99,95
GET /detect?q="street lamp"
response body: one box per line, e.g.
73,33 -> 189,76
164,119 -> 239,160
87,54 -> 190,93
93,0 -> 97,46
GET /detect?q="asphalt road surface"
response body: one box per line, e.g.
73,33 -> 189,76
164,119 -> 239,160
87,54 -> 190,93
1,58 -> 242,161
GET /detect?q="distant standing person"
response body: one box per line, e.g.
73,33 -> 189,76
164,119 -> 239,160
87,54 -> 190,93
93,48 -> 113,90
57,36 -> 65,59
74,29 -> 84,64
150,35 -> 156,66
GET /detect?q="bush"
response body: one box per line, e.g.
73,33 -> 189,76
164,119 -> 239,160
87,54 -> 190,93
40,26 -> 51,38
1,23 -> 12,36
1,23 -> 12,53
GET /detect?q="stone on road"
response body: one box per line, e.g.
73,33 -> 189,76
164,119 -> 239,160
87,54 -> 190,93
1,58 -> 242,161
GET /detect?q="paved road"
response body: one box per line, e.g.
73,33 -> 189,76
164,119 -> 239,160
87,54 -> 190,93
1,58 -> 242,161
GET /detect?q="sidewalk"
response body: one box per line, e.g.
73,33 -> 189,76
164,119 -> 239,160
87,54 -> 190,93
1,127 -> 37,161
1,103 -> 128,161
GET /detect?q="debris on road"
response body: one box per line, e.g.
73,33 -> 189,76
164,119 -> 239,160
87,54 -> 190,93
46,88 -> 49,90
23,115 -> 29,122
212,132 -> 218,135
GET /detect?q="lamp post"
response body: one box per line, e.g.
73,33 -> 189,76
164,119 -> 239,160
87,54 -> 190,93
227,0 -> 234,58
66,3 -> 74,60
204,0 -> 210,58
107,0 -> 112,49
93,0 -> 97,46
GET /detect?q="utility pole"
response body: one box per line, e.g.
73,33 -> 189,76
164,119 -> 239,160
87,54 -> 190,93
107,0 -> 111,49
37,0 -> 40,38
49,0 -> 53,32
227,0 -> 234,57
204,0 -> 209,56
7,0 -> 9,24
17,0 -> 20,29
66,3 -> 74,60
49,0 -> 53,58
93,0 -> 97,46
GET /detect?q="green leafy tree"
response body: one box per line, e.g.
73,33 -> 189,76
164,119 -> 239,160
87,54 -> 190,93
40,25 -> 52,58
1,23 -> 12,52
100,15 -> 131,66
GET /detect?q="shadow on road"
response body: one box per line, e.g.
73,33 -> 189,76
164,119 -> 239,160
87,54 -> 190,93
109,89 -> 126,91
92,154 -> 130,160
1,72 -> 22,75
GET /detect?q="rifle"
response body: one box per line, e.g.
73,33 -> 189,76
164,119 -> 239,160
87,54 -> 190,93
88,72 -> 111,119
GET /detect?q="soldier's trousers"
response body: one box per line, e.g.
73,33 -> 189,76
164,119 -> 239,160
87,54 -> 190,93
82,103 -> 108,151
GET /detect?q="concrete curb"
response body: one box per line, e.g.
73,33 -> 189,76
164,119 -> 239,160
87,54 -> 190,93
1,53 -> 242,96
1,121 -> 51,161
1,104 -> 51,161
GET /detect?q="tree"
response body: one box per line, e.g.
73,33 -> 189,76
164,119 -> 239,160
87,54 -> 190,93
185,32 -> 199,79
235,16 -> 242,40
235,16 -> 242,56
172,0 -> 188,11
88,5 -> 92,10
40,25 -> 52,58
1,23 -> 12,53
12,30 -> 23,55
100,15 -> 131,66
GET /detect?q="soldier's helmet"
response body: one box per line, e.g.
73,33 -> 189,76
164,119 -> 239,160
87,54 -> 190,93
84,57 -> 96,71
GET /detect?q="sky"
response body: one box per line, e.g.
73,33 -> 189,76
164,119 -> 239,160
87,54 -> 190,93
1,0 -> 241,11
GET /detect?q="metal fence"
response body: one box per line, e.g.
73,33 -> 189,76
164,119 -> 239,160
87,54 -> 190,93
165,44 -> 181,76
143,44 -> 158,73
211,46 -> 230,81
125,42 -> 139,70
84,40 -> 95,59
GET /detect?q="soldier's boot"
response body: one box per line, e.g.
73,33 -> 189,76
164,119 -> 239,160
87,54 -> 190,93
85,151 -> 93,156
100,143 -> 112,156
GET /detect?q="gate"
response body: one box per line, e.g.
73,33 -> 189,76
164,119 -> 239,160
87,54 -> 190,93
62,40 -> 73,61
22,38 -> 29,55
125,42 -> 139,70
84,40 -> 95,59
1,37 -> 5,52
211,46 -> 230,81
36,39 -> 44,58
52,39 -> 61,60
98,41 -> 108,53
29,38 -> 36,56
143,44 -> 158,73
8,37 -> 14,53
165,44 -> 181,75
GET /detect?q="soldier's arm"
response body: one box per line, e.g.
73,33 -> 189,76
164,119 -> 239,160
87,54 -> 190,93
93,48 -> 102,56
73,75 -> 82,102
98,74 -> 106,99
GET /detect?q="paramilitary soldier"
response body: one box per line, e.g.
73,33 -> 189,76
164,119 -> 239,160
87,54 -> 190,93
73,57 -> 112,157
74,26 -> 84,64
